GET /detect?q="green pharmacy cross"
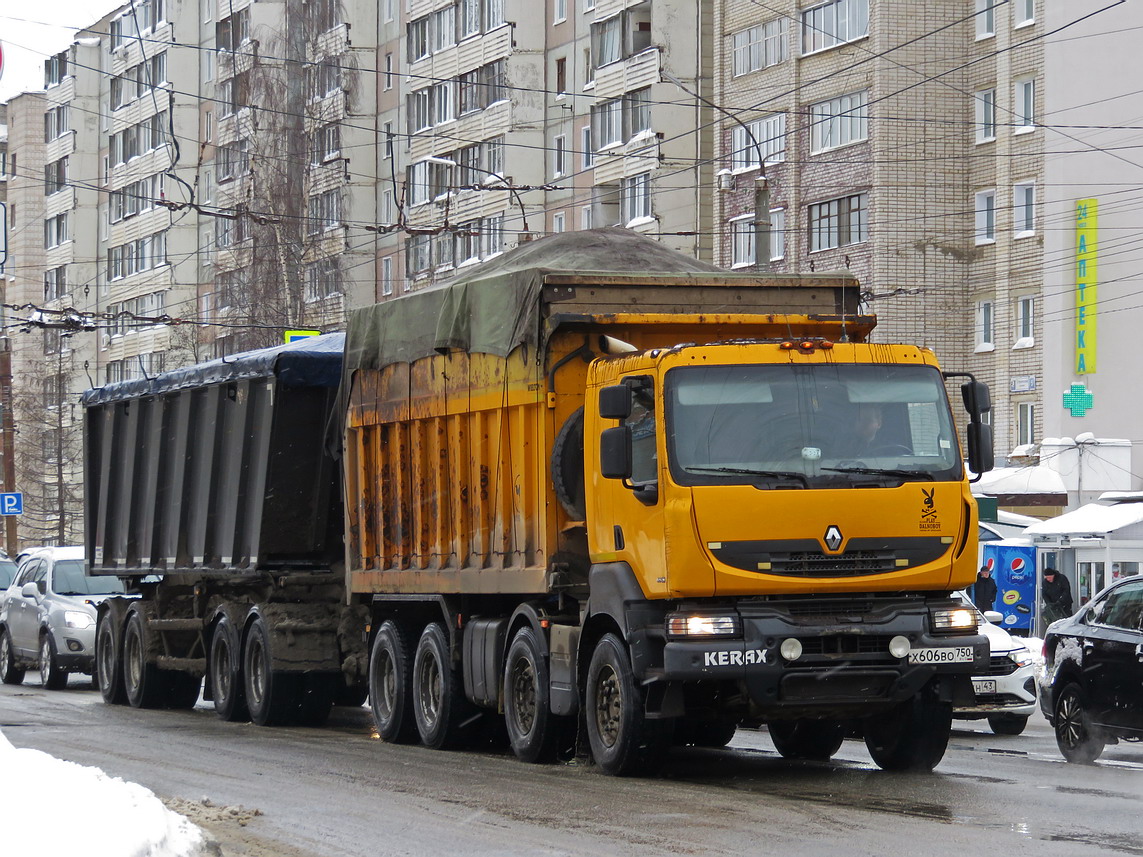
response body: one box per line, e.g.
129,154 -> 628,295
1063,383 -> 1094,417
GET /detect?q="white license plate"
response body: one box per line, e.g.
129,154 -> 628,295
907,646 -> 974,665
973,679 -> 997,695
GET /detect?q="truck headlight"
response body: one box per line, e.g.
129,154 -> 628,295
930,607 -> 977,634
666,613 -> 741,639
64,611 -> 94,630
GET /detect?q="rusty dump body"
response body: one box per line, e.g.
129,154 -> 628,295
342,229 -> 868,600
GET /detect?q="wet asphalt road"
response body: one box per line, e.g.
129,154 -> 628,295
2,675 -> 1142,857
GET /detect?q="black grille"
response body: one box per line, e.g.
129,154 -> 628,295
771,549 -> 896,577
973,693 -> 1025,705
798,635 -> 895,656
982,655 -> 1017,676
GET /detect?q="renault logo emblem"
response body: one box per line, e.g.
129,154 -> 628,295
823,525 -> 843,552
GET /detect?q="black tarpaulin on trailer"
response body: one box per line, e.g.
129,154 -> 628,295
80,332 -> 345,406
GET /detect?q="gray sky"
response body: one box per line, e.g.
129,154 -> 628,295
0,2 -> 114,103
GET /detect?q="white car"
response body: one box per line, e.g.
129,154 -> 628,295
953,593 -> 1038,735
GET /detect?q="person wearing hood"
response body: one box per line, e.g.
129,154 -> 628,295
1042,568 -> 1073,624
973,566 -> 998,612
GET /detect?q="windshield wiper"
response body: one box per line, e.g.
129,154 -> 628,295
687,466 -> 808,487
821,466 -> 935,481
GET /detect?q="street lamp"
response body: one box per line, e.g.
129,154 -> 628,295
422,156 -> 530,235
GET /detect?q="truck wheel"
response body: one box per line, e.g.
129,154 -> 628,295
504,626 -> 564,763
210,615 -> 248,722
369,620 -> 418,743
769,719 -> 845,761
586,632 -> 670,776
0,629 -> 25,686
123,610 -> 165,709
1054,683 -> 1104,764
988,714 -> 1028,736
96,613 -> 125,704
244,616 -> 300,727
412,622 -> 472,749
39,634 -> 68,690
863,692 -> 952,772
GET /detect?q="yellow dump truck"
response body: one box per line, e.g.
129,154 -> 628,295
83,229 -> 992,775
343,229 -> 993,773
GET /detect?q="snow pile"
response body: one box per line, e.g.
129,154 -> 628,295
0,730 -> 212,857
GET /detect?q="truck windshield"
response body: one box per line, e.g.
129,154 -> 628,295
665,363 -> 963,488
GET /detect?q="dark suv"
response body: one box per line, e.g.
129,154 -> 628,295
1040,574 -> 1143,762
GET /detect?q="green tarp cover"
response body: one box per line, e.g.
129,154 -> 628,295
344,227 -> 723,373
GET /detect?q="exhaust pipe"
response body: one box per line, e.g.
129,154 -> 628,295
598,335 -> 638,354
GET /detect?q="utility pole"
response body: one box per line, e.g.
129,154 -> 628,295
0,339 -> 17,555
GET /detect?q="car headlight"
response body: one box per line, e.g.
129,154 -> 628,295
64,611 -> 94,630
1008,647 -> 1032,668
665,613 -> 741,639
930,606 -> 977,634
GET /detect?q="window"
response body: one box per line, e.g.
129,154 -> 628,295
408,16 -> 430,61
311,122 -> 341,163
382,190 -> 394,225
45,158 -> 67,195
44,213 -> 69,248
44,105 -> 69,141
974,88 -> 996,143
485,0 -> 505,28
205,110 -> 214,142
458,61 -> 505,115
593,98 -> 622,148
581,205 -> 593,230
554,0 -> 567,23
731,215 -> 755,267
808,193 -> 867,251
217,139 -> 249,181
431,81 -> 455,125
203,0 -> 212,23
1015,77 -> 1035,132
556,57 -> 567,95
976,0 -> 996,38
306,257 -> 341,301
307,62 -> 342,100
383,122 -> 394,159
44,51 -> 67,87
460,0 -> 481,38
810,90 -> 867,153
381,256 -> 394,296
976,300 -> 994,350
432,6 -> 456,52
1014,182 -> 1035,236
309,0 -> 341,32
1016,402 -> 1035,446
307,189 -> 342,233
204,48 -> 214,82
591,5 -> 652,69
215,7 -> 250,52
974,190 -> 996,244
769,208 -> 785,260
408,161 -> 430,205
384,0 -> 395,23
732,19 -> 786,76
137,0 -> 166,32
482,214 -> 504,257
731,114 -> 786,170
44,266 -> 67,302
1015,295 -> 1035,344
408,88 -> 432,133
552,212 -> 565,233
1015,0 -> 1034,26
625,87 -> 651,138
553,135 -> 566,177
802,0 -> 868,55
581,126 -> 593,168
620,172 -> 651,223
384,54 -> 393,90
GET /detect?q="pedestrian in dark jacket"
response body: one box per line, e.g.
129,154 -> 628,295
973,566 -> 998,612
1042,568 -> 1074,623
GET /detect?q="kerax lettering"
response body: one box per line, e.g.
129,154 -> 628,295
703,649 -> 769,667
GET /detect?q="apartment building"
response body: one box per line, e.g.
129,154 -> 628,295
712,0 -> 1045,460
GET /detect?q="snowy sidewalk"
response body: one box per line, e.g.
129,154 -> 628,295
0,729 -> 215,857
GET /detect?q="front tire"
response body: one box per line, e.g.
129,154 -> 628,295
412,623 -> 472,750
988,714 -> 1028,736
96,612 -> 126,704
1054,683 -> 1104,764
369,620 -> 418,743
769,719 -> 845,761
864,691 -> 952,772
504,626 -> 566,763
0,629 -> 25,685
210,615 -> 248,722
585,632 -> 670,776
39,634 -> 68,690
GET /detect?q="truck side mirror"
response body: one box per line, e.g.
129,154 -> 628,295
961,380 -> 992,419
599,385 -> 632,420
967,422 -> 994,476
600,426 -> 632,479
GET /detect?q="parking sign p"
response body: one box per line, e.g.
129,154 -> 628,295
0,493 -> 22,515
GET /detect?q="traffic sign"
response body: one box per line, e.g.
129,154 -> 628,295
0,492 -> 21,515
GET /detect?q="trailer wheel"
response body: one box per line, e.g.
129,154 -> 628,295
412,623 -> 472,750
0,629 -> 25,686
863,690 -> 952,772
123,610 -> 165,709
369,620 -> 418,743
768,719 -> 845,761
586,633 -> 670,776
95,612 -> 125,704
551,408 -> 586,519
244,616 -> 300,727
210,615 -> 249,722
504,626 -> 565,763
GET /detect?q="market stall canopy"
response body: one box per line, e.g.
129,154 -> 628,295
1023,500 -> 1143,539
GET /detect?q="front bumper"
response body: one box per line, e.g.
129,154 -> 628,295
954,662 -> 1038,719
660,603 -> 988,717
